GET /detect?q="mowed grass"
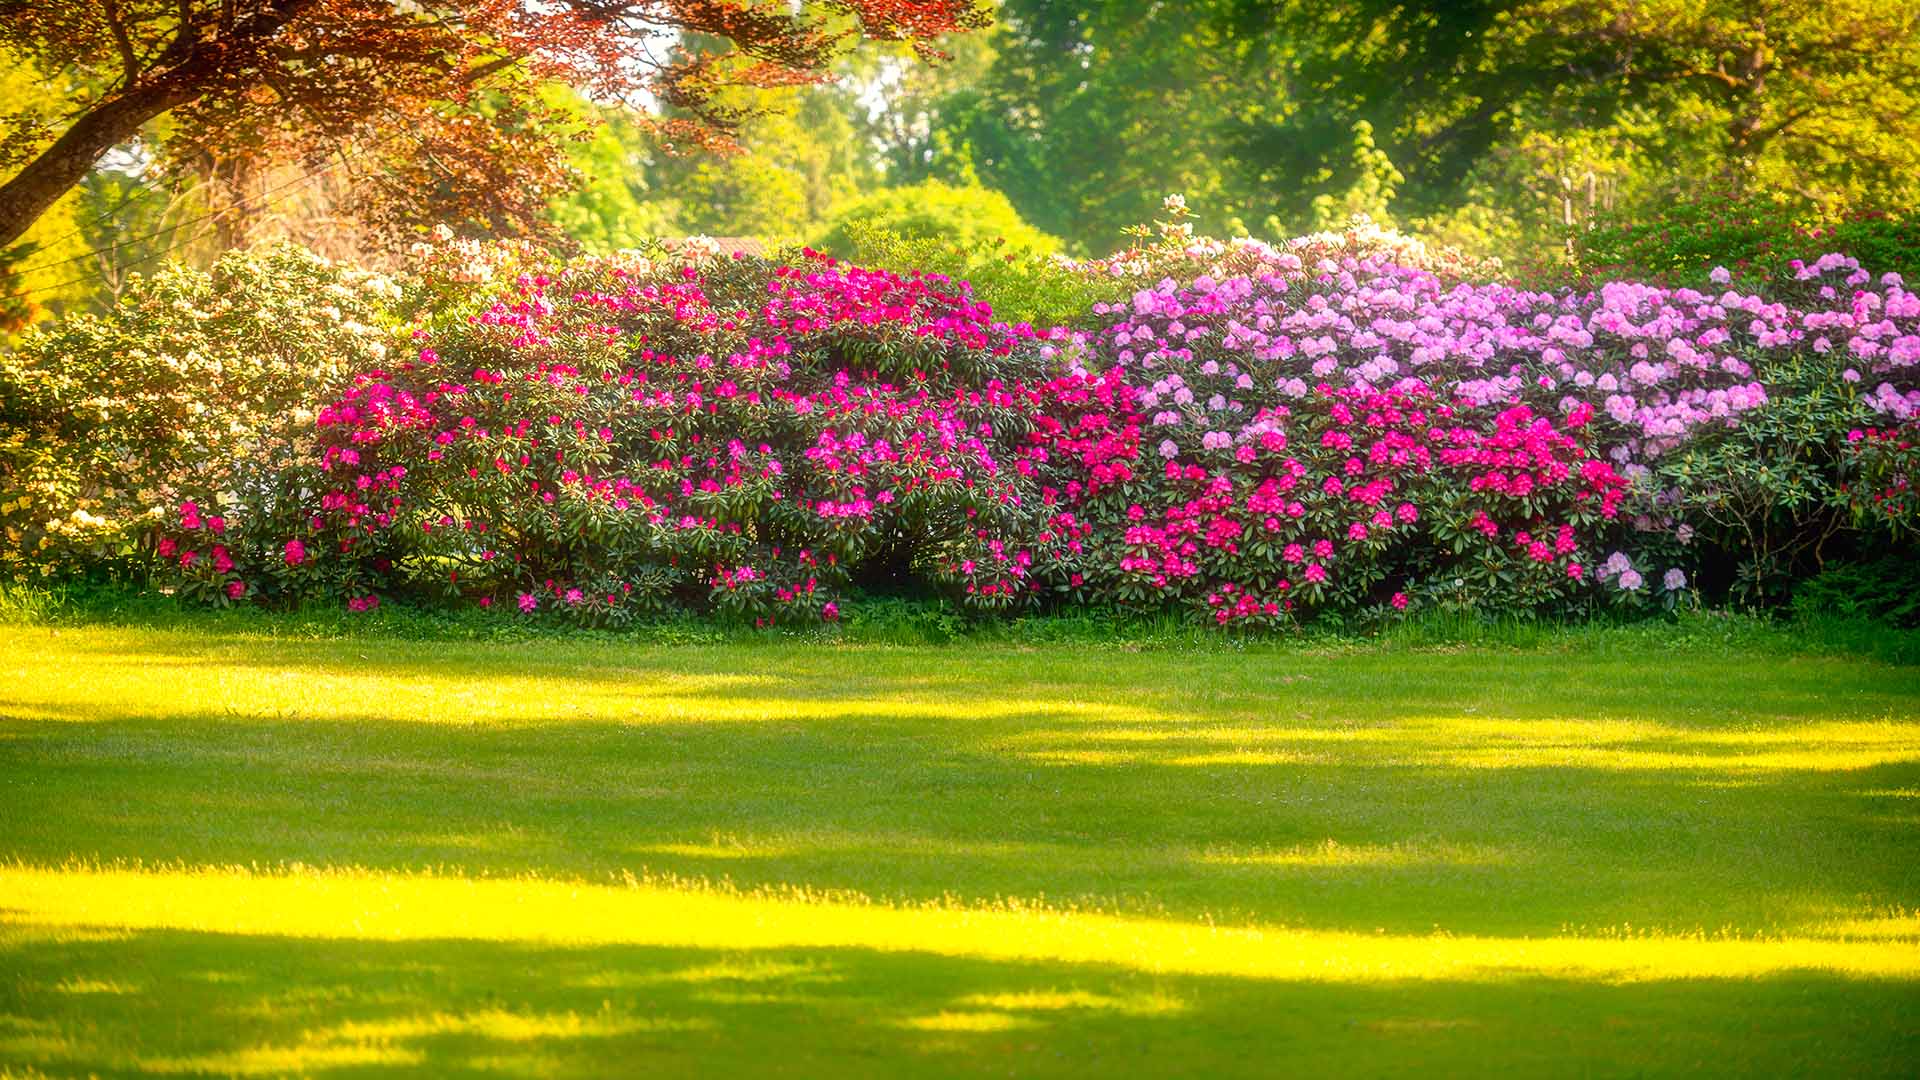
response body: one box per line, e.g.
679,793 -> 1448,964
1,623 -> 1918,1077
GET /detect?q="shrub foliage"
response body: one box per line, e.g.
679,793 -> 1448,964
3,219 -> 1915,628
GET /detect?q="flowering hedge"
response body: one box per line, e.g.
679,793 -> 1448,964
5,217 -> 1916,627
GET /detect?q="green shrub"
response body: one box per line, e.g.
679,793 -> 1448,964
826,221 -> 1122,329
1559,192 -> 1920,288
814,179 -> 1061,258
0,245 -> 396,591
1791,558 -> 1920,629
9,223 -> 1917,631
1647,352 -> 1863,605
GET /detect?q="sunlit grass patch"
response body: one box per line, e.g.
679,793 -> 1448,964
1004,718 -> 1920,773
955,989 -> 1186,1016
1811,911 -> 1920,942
895,1011 -> 1041,1032
47,978 -> 137,996
6,864 -> 1918,983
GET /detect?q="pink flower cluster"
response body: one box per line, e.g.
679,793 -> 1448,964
1092,256 -> 1920,468
1027,378 -> 1620,620
153,501 -> 250,604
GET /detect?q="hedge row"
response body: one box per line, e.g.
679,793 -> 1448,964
4,223 -> 1915,626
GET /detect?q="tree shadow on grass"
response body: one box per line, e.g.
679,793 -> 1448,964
1,926 -> 1916,1078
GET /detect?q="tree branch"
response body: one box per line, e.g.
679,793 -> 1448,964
101,0 -> 144,91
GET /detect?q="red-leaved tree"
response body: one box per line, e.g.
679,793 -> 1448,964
0,0 -> 989,249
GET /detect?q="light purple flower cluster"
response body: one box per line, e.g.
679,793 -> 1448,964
1598,551 -> 1643,592
1086,256 -> 1920,479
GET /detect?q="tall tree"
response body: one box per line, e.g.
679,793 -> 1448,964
0,0 -> 989,250
633,33 -> 883,240
914,1 -> 1273,250
1238,0 -> 1920,218
928,1 -> 1920,255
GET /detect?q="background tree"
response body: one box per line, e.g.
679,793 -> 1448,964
641,39 -> 882,241
0,52 -> 94,328
545,52 -> 884,245
1237,0 -> 1920,231
914,0 -> 1920,257
907,1 -> 1269,251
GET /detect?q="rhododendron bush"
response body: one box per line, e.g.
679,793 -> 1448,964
1056,199 -> 1503,293
292,244 -> 1070,625
5,221 -> 1916,627
1078,252 -> 1920,606
0,246 -> 396,592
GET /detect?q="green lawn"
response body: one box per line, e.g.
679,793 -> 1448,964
2,622 -> 1918,1076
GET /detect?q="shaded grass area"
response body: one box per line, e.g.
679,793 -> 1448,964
9,577 -> 1920,665
1,623 -> 1918,1075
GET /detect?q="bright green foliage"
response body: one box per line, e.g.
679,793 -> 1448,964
550,82 -> 880,245
825,222 -> 1120,329
860,28 -> 1002,188
640,36 -> 882,243
0,50 -> 100,328
908,2 -> 1267,249
814,179 -> 1061,257
546,97 -> 678,253
1306,120 -> 1404,232
917,1 -> 1920,262
1272,0 -> 1920,235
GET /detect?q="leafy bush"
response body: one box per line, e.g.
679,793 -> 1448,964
254,242 -> 1649,626
0,245 -> 396,595
1048,381 -> 1625,627
1060,198 -> 1502,289
1054,247 -> 1917,618
291,244 -> 1074,625
824,197 -> 1501,333
1791,558 -> 1920,629
815,180 -> 1061,259
1560,192 -> 1920,289
1041,272 -> 1633,625
1841,423 -> 1920,543
1647,353 -> 1898,605
824,221 -> 1123,330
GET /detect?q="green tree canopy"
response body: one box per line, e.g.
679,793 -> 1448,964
910,0 -> 1920,258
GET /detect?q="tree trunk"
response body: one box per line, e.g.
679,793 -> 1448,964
1721,36 -> 1769,194
202,151 -> 263,253
0,81 -> 202,252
